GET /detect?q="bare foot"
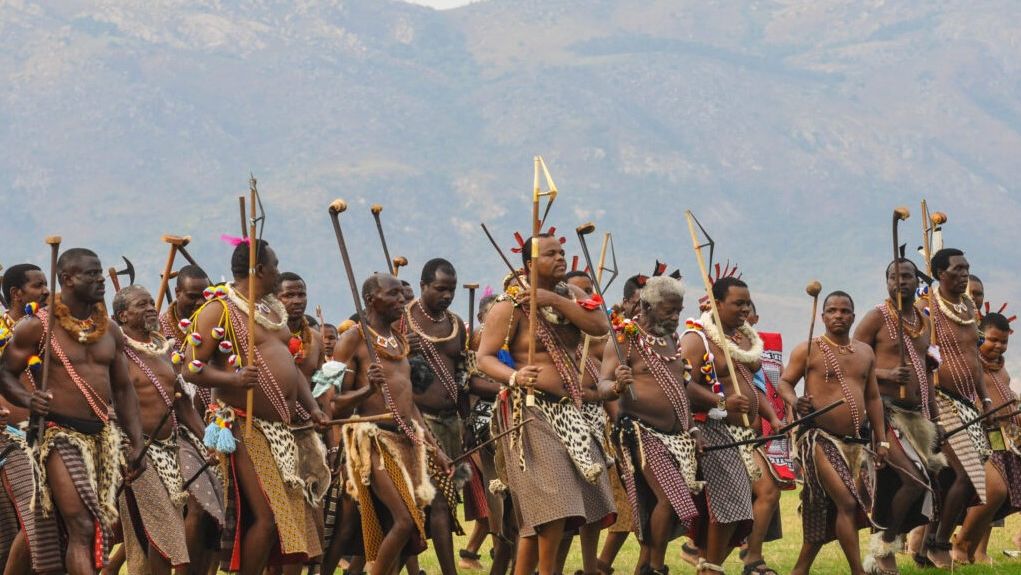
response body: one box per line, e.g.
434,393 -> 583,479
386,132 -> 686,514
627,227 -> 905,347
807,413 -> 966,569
951,540 -> 971,565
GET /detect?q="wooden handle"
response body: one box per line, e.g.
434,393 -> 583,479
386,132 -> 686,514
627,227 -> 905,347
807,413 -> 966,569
154,245 -> 179,315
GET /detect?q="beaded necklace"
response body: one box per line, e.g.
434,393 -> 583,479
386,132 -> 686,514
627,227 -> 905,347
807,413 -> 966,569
361,323 -> 410,361
698,312 -> 763,365
885,299 -> 925,339
405,306 -> 461,403
288,317 -> 311,364
877,302 -> 931,419
936,291 -> 977,326
124,332 -> 173,357
634,320 -> 682,363
820,334 -> 856,355
816,337 -> 862,435
932,305 -> 978,401
161,305 -> 187,343
407,300 -> 459,343
124,347 -> 178,430
626,327 -> 691,430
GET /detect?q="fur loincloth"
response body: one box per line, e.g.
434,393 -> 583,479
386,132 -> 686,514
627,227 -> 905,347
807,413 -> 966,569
797,428 -> 877,544
342,420 -> 434,561
36,422 -> 124,569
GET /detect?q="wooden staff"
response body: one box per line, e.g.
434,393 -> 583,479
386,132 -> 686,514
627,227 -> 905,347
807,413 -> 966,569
775,398 -> 844,435
920,202 -> 948,387
576,232 -> 609,385
527,157 -> 541,407
464,283 -> 479,344
315,304 -> 325,336
941,399 -> 1016,441
892,207 -> 910,399
31,236 -> 61,447
290,412 -> 394,433
684,211 -> 748,427
804,280 -> 822,385
245,178 -> 257,439
117,393 -> 181,497
370,204 -> 396,275
238,196 -> 248,238
328,200 -> 379,364
392,256 -> 408,278
155,235 -> 189,315
107,267 -> 121,292
860,445 -> 934,492
453,417 -> 534,465
576,223 -> 635,400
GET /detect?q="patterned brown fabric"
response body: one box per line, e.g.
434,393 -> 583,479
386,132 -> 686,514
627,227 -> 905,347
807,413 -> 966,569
0,432 -> 63,572
937,388 -> 989,503
797,428 -> 876,544
120,455 -> 190,572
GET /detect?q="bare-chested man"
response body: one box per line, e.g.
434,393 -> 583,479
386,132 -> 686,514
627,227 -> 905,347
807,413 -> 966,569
184,239 -> 327,574
159,264 -> 210,348
923,248 -> 993,568
0,263 -> 59,574
854,258 -> 943,574
681,277 -> 782,575
276,271 -> 330,574
0,248 -> 146,574
333,273 -> 453,575
112,285 -> 212,574
477,234 -> 615,575
778,291 -> 887,575
402,258 -> 467,575
954,312 -> 1021,562
598,276 -> 700,575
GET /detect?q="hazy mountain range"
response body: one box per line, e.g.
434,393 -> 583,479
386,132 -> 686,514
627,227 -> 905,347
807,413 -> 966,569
2,0 -> 1019,371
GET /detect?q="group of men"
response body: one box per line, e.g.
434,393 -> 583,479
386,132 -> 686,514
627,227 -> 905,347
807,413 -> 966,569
0,226 -> 1016,575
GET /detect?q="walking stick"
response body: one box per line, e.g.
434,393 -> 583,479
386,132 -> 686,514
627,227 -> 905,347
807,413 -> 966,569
684,211 -> 748,427
940,399 -> 1017,441
576,223 -> 635,400
464,283 -> 479,344
804,280 -> 823,385
327,200 -> 379,364
239,196 -> 248,239
392,256 -> 408,278
920,202 -> 948,388
155,235 -> 190,315
290,413 -> 395,433
452,417 -> 535,465
31,236 -> 61,447
117,393 -> 181,497
245,177 -> 258,439
523,156 -> 559,407
892,207 -> 911,399
370,204 -> 396,275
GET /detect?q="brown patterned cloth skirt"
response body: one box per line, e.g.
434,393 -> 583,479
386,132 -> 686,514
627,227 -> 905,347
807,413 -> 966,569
494,392 -> 615,538
990,449 -> 1021,520
0,432 -> 63,572
936,387 -> 990,503
178,428 -> 225,528
120,449 -> 190,572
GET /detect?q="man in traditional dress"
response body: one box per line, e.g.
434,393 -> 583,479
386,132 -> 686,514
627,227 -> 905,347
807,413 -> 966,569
159,264 -> 210,345
276,271 -> 331,573
333,272 -> 454,575
922,248 -> 992,568
597,276 -> 700,575
0,248 -> 146,574
0,263 -> 59,573
477,233 -> 616,575
853,258 -> 943,574
681,277 -> 782,575
112,285 -> 213,574
465,292 -> 518,575
184,239 -> 327,574
778,291 -> 887,575
402,258 -> 467,575
952,312 -> 1020,562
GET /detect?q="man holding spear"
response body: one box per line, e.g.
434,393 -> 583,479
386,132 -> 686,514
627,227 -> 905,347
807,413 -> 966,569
476,232 -> 615,575
0,247 -> 147,573
854,258 -> 943,574
778,291 -> 887,575
183,239 -> 327,573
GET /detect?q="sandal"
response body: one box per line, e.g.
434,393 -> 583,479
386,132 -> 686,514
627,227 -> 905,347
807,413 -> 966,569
741,560 -> 778,575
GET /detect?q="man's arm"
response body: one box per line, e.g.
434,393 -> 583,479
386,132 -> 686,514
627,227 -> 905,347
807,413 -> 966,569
681,332 -> 729,411
0,318 -> 50,413
854,308 -> 908,385
109,325 -> 145,458
778,341 -> 808,411
174,377 -> 208,440
294,369 -> 327,424
183,301 -> 257,390
863,351 -> 888,464
329,328 -> 375,416
524,285 -> 610,337
596,334 -> 628,401
477,300 -> 518,385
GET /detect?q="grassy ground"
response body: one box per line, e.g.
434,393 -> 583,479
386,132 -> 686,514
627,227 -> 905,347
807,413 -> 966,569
406,488 -> 1021,575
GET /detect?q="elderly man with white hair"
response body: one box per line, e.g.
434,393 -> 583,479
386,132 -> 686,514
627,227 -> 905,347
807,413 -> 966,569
598,276 -> 702,575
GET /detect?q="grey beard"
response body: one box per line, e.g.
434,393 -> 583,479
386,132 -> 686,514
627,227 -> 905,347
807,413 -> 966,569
144,318 -> 160,333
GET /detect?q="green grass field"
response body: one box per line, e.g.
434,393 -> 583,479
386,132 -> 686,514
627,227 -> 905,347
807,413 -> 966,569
407,488 -> 1021,575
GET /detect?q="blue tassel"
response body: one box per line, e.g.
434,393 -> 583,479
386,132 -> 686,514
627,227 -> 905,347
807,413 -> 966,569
497,348 -> 516,369
203,422 -> 220,449
216,427 -> 237,453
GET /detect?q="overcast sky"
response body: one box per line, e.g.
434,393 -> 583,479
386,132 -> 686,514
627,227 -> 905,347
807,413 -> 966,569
402,0 -> 479,9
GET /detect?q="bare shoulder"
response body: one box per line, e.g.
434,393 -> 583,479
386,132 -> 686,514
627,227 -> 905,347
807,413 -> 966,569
194,299 -> 226,326
564,283 -> 588,300
107,321 -> 125,347
11,315 -> 43,346
680,330 -> 706,351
